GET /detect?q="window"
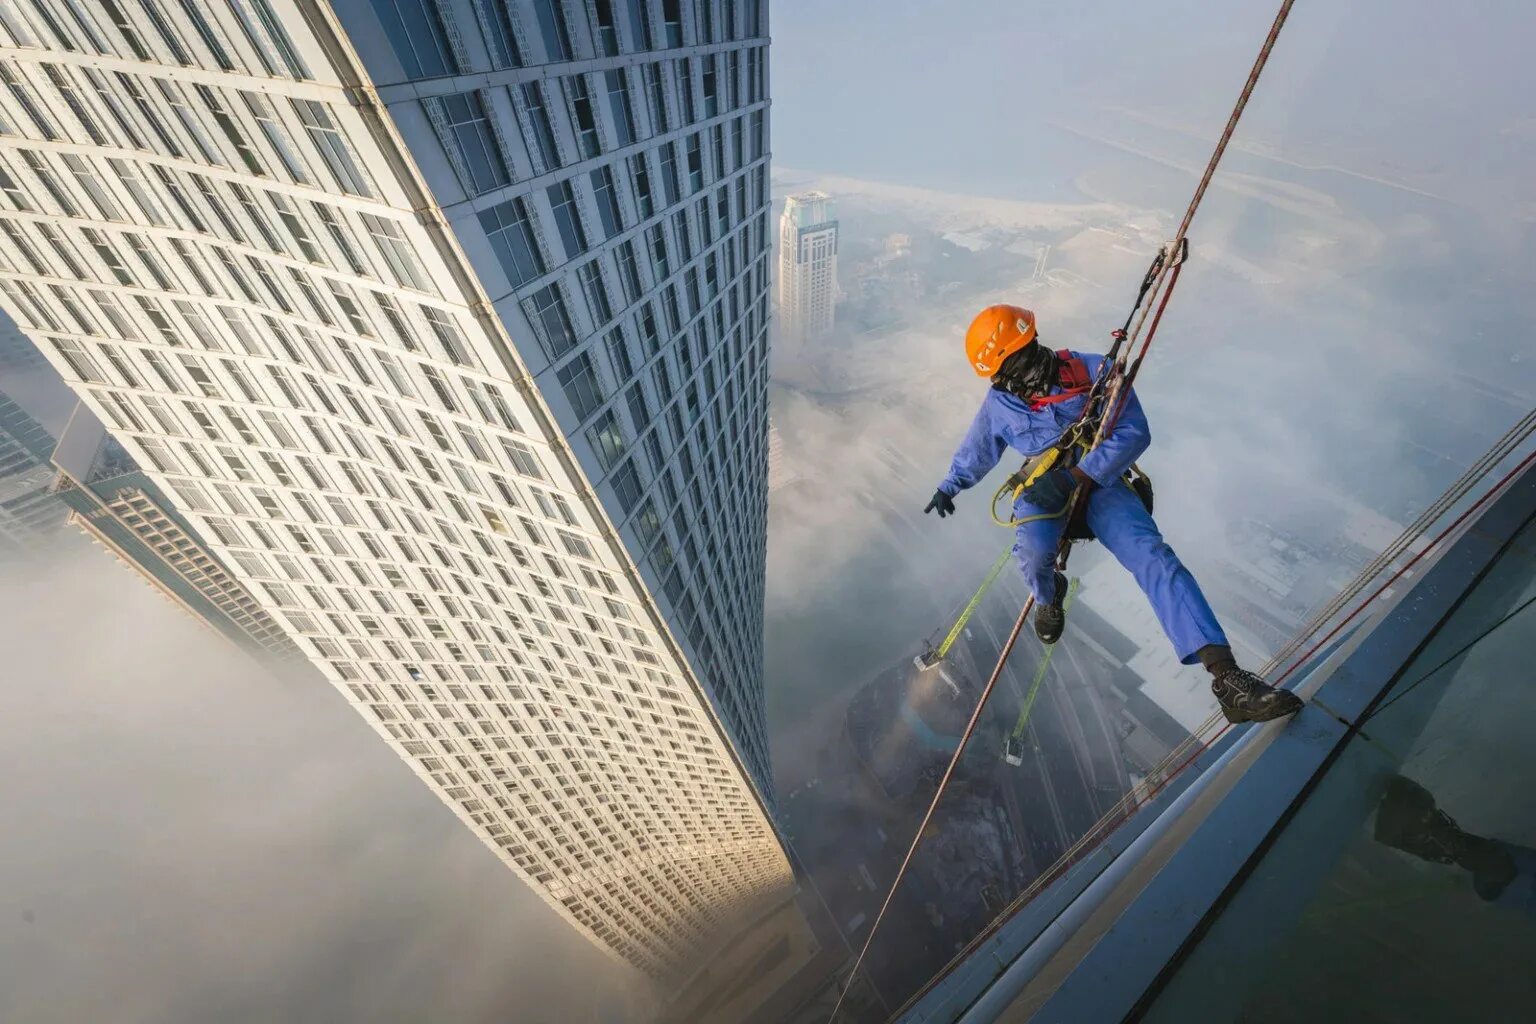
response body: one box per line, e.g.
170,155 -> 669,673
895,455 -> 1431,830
576,260 -> 612,325
421,306 -> 473,366
360,213 -> 428,290
628,153 -> 654,219
439,92 -> 510,194
613,240 -> 643,304
659,142 -> 681,205
645,225 -> 669,280
546,180 -> 587,260
113,72 -> 180,156
370,0 -> 455,78
587,410 -> 628,473
60,154 -> 120,220
611,460 -> 643,511
685,132 -> 704,192
603,69 -> 637,147
587,167 -> 626,241
518,82 -> 560,174
0,65 -> 53,142
501,438 -> 543,479
313,203 -> 366,274
292,100 -> 374,198
625,0 -> 653,50
270,194 -> 324,263
557,352 -> 604,421
245,94 -> 311,183
642,63 -> 668,136
702,56 -> 718,117
532,0 -> 572,61
521,284 -> 577,359
177,0 -> 235,69
18,151 -> 74,216
196,85 -> 262,174
41,65 -> 103,144
231,0 -> 311,78
108,159 -> 163,224
672,56 -> 697,121
565,75 -> 600,159
662,0 -> 683,47
479,198 -> 545,288
477,0 -> 522,68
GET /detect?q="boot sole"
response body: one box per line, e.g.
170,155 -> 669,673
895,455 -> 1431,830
1221,694 -> 1304,725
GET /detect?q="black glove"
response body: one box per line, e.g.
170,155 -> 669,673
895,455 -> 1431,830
1020,467 -> 1076,511
924,489 -> 957,518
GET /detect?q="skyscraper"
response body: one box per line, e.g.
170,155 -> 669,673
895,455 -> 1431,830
777,190 -> 838,346
52,402 -> 301,662
0,0 -> 783,984
0,390 -> 65,546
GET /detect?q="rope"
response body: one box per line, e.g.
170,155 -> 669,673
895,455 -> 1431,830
1174,0 -> 1298,245
828,7 -> 1300,1020
830,596 -> 1036,1019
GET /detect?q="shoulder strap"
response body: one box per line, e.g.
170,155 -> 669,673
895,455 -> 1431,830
1029,352 -> 1093,409
1055,350 -> 1091,390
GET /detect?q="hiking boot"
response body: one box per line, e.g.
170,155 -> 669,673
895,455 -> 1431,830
1211,667 -> 1303,724
1034,572 -> 1068,645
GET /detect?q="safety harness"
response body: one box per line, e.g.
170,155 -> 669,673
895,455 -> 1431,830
988,351 -> 1154,530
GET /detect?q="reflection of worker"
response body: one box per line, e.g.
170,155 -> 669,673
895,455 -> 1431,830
924,305 -> 1301,724
1376,775 -> 1534,915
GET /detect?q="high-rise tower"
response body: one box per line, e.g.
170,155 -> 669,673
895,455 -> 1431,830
0,0 -> 782,984
776,190 -> 837,346
0,389 -> 65,545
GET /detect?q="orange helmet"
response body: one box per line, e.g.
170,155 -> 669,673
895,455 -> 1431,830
964,304 -> 1038,377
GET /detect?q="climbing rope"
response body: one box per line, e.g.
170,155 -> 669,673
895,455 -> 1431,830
827,5 -> 1300,1020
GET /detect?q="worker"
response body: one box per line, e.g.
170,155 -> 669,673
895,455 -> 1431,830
923,304 -> 1302,725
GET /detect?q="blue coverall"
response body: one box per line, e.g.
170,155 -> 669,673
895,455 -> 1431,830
937,351 -> 1228,665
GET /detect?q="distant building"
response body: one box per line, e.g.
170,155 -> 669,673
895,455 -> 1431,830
767,422 -> 800,493
778,192 -> 840,345
0,392 -> 66,547
52,405 -> 299,663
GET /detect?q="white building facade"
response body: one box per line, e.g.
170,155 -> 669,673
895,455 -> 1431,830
776,189 -> 836,346
0,0 -> 783,984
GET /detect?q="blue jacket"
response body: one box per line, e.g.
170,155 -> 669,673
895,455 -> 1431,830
937,352 -> 1150,496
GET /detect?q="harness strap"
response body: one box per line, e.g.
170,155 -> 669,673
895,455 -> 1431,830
1028,351 -> 1093,409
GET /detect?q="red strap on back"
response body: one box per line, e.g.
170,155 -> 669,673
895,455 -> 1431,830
1028,351 -> 1092,409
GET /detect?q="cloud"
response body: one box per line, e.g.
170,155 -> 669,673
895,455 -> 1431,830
0,536 -> 649,1024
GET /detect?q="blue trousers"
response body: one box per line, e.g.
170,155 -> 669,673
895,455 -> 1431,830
1013,480 -> 1227,664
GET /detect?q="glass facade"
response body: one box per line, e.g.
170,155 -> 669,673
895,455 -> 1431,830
1144,515 -> 1536,1022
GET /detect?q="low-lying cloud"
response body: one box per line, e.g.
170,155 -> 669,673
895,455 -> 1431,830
0,536 -> 647,1024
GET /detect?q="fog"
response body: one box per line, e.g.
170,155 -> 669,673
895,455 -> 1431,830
0,537 -> 645,1024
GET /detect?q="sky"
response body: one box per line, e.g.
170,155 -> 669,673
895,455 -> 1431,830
3,2 -> 1536,1021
